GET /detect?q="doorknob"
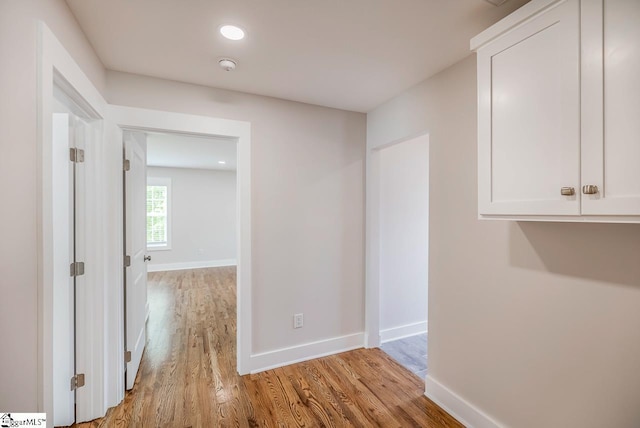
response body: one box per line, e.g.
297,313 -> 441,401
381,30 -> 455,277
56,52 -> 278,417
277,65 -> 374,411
144,255 -> 152,262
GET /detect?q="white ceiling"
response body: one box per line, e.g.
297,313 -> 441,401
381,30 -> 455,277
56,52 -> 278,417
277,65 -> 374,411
146,132 -> 237,171
66,0 -> 530,112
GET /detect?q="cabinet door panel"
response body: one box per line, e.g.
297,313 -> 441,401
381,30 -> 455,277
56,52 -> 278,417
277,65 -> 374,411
582,0 -> 640,215
478,0 -> 580,215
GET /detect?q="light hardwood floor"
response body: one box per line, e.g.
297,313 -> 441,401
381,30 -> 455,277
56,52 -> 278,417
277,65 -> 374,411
72,267 -> 461,427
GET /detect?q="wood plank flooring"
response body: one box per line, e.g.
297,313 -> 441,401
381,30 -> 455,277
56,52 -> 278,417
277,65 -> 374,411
72,267 -> 462,427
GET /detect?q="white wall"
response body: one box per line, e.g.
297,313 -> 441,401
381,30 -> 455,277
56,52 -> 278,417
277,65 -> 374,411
367,55 -> 640,428
107,71 -> 366,355
0,0 -> 365,405
378,136 -> 429,341
147,167 -> 237,270
0,0 -> 106,411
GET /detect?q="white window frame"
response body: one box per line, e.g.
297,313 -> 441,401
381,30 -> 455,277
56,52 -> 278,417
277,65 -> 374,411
146,176 -> 172,251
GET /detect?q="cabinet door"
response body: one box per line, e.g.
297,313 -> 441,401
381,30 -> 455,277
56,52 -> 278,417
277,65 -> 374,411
582,0 -> 640,215
477,0 -> 580,216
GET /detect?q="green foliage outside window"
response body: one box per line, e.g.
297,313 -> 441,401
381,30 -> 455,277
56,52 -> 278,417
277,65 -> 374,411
147,185 -> 167,245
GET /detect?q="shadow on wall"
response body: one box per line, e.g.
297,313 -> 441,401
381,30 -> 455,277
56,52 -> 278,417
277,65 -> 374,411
509,222 -> 640,288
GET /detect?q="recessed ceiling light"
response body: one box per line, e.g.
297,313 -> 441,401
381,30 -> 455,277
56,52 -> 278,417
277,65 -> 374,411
218,160 -> 227,165
220,25 -> 245,41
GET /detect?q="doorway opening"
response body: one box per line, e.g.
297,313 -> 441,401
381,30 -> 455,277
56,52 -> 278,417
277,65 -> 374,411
39,24 -> 252,424
366,133 -> 430,382
121,127 -> 242,391
109,105 -> 252,380
51,81 -> 103,426
144,131 -> 238,273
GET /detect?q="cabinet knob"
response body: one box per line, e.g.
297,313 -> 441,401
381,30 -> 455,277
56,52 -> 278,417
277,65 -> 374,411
582,185 -> 599,195
560,187 -> 575,196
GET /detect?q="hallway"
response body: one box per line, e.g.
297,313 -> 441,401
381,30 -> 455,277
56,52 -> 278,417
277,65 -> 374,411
73,267 -> 460,427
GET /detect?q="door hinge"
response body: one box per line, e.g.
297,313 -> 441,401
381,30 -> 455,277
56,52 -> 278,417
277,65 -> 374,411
70,261 -> 85,277
125,350 -> 132,363
123,159 -> 131,172
124,255 -> 131,267
70,373 -> 85,391
70,148 -> 85,163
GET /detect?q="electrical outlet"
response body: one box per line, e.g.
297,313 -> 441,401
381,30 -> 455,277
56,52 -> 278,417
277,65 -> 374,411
293,313 -> 303,329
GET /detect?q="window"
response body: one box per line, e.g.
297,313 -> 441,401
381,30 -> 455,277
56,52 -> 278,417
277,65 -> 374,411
147,177 -> 171,250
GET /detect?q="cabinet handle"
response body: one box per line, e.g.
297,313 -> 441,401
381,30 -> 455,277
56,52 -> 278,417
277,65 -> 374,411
582,185 -> 599,195
560,187 -> 575,196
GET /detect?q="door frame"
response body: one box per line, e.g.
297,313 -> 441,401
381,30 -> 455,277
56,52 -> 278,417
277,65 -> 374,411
38,21 -> 253,423
108,105 -> 253,376
364,131 -> 430,349
37,22 -> 110,422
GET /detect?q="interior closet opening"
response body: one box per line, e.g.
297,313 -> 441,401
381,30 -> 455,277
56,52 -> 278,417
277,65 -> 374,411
372,134 -> 430,381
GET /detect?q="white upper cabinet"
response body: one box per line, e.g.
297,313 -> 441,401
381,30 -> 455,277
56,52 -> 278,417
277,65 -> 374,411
472,0 -> 640,222
582,0 -> 640,216
476,0 -> 580,217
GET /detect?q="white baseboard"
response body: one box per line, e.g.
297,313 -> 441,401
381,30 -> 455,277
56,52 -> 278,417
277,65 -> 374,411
425,375 -> 504,428
249,333 -> 364,374
147,259 -> 236,272
380,321 -> 427,343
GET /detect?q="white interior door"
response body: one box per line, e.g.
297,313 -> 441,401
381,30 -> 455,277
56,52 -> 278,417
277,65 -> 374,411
71,115 -> 89,419
51,112 -> 90,425
52,112 -> 75,427
52,94 -> 104,424
124,131 -> 148,390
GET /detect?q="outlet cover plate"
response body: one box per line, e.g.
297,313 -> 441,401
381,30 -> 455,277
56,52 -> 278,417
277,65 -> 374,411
294,313 -> 303,329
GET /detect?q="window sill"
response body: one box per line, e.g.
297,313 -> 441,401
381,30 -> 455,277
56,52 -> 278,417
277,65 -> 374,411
147,245 -> 172,252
